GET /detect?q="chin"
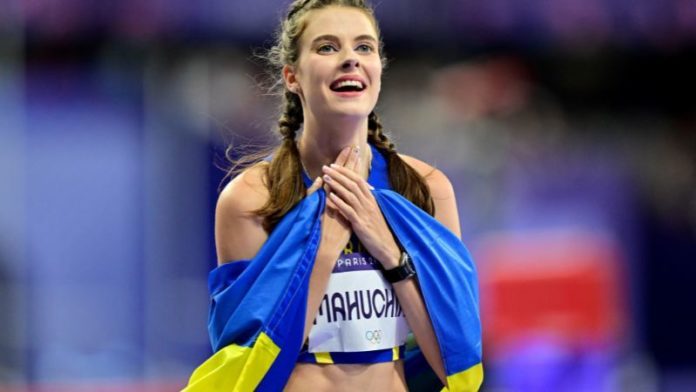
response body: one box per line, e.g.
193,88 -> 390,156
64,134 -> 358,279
329,107 -> 373,119
330,101 -> 376,117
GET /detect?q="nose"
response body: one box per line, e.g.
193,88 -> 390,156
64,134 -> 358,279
341,57 -> 359,70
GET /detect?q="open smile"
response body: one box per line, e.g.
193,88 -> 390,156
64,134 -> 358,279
329,76 -> 367,97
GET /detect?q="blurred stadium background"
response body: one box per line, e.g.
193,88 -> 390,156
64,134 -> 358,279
0,0 -> 694,391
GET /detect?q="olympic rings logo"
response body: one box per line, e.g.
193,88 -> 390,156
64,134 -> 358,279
365,329 -> 383,345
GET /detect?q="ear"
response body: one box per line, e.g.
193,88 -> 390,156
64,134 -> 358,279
282,65 -> 301,94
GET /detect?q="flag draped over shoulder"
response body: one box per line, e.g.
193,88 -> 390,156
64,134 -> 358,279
184,189 -> 483,392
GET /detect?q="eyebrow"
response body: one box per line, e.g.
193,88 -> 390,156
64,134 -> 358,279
310,34 -> 378,46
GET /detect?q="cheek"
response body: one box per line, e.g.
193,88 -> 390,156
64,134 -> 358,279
370,66 -> 382,94
295,58 -> 321,90
372,80 -> 381,97
305,63 -> 331,92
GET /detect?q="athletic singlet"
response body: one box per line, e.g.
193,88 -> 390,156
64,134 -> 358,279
297,144 -> 410,364
296,235 -> 410,364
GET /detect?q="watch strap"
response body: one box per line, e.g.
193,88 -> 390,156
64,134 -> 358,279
382,251 -> 416,283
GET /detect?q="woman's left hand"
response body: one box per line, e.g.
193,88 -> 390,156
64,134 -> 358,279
322,163 -> 401,270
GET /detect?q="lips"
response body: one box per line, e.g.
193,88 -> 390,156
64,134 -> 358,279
330,76 -> 366,92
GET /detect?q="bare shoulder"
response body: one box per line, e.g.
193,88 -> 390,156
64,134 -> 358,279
217,162 -> 270,214
215,162 -> 270,264
397,154 -> 455,201
398,153 -> 461,237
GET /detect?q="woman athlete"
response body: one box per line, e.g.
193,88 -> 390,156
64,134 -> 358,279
201,0 -> 482,391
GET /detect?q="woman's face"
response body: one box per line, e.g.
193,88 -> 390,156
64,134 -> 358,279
284,6 -> 382,121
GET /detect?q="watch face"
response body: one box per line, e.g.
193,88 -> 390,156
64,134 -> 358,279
403,253 -> 414,270
406,261 -> 415,275
399,252 -> 408,266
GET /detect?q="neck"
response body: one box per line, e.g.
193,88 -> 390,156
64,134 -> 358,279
297,113 -> 371,180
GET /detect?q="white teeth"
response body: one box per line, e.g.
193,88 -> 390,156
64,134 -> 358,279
334,80 -> 364,89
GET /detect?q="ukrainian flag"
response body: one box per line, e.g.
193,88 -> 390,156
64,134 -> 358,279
184,189 -> 483,391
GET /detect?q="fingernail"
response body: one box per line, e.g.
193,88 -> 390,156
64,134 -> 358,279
323,175 -> 331,182
314,176 -> 322,184
329,163 -> 338,168
368,184 -> 375,190
322,165 -> 329,171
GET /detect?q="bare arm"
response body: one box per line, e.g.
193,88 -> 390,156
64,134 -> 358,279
215,164 -> 270,264
301,146 -> 359,341
393,156 -> 461,387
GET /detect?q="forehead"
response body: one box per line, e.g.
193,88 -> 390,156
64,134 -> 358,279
300,6 -> 378,44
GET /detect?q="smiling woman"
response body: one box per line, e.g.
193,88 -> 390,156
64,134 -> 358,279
184,1 -> 483,391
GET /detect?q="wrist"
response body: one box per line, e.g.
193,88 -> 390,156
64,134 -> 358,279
380,250 -> 416,284
379,244 -> 401,270
316,240 -> 346,265
317,243 -> 342,260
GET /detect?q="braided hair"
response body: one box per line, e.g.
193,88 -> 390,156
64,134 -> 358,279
367,111 -> 434,216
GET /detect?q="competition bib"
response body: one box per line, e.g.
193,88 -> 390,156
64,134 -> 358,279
307,240 -> 410,353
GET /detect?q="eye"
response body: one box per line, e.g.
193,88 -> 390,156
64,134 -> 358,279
356,43 -> 374,53
317,44 -> 338,53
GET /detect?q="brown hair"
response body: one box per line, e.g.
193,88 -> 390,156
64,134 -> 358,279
228,0 -> 434,232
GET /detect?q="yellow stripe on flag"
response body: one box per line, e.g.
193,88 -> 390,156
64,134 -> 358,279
183,332 -> 280,392
440,362 -> 484,392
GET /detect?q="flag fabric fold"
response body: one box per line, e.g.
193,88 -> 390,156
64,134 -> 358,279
184,188 -> 483,391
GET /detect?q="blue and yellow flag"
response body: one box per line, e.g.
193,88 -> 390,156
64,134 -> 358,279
184,189 -> 482,391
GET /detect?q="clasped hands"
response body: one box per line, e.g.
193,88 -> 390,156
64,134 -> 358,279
306,146 -> 401,270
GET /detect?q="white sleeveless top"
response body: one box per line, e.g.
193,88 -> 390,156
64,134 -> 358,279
307,237 -> 411,353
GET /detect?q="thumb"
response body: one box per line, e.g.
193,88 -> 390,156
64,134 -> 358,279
306,176 -> 323,195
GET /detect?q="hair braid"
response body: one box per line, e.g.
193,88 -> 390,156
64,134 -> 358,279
278,91 -> 304,141
368,111 -> 394,151
368,111 -> 435,216
257,92 -> 307,231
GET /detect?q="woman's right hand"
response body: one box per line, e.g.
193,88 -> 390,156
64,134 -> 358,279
307,146 -> 360,256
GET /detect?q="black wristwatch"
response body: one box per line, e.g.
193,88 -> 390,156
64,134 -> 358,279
382,251 -> 416,283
